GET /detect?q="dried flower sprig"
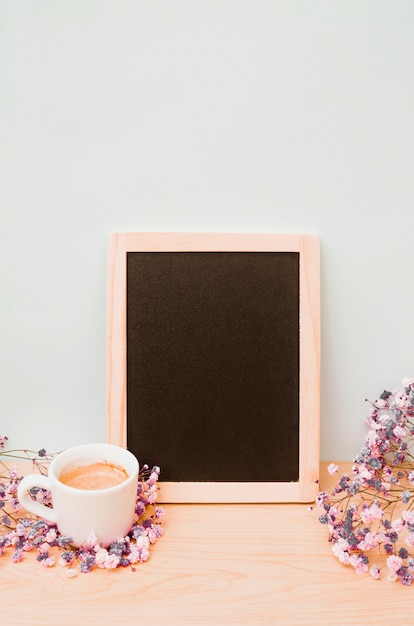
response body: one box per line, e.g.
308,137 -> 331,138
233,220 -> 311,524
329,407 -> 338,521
315,377 -> 414,585
0,437 -> 164,575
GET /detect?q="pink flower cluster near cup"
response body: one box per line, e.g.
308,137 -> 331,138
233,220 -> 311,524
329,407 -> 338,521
0,440 -> 163,575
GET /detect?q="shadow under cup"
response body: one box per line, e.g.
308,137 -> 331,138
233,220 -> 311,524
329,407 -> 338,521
17,443 -> 139,548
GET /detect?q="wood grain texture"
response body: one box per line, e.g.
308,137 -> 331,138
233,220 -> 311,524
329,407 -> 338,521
1,463 -> 412,626
106,232 -> 320,502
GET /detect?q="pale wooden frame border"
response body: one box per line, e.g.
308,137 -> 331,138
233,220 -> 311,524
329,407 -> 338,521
107,232 -> 320,502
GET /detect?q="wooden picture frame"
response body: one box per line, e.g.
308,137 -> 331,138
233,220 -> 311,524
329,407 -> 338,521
107,232 -> 320,503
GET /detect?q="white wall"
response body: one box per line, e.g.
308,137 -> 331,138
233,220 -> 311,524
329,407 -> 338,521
1,0 -> 413,462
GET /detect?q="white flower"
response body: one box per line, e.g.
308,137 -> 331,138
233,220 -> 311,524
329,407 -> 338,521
66,568 -> 78,578
402,510 -> 414,525
95,548 -> 109,568
393,426 -> 406,439
386,555 -> 402,572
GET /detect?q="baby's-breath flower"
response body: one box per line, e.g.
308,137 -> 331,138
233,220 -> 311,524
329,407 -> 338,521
360,502 -> 383,523
66,567 -> 78,578
38,541 -> 51,554
402,510 -> 414,524
83,531 -> 99,550
147,471 -> 160,486
316,377 -> 414,585
332,541 -> 350,564
316,491 -> 329,507
327,463 -> 338,475
135,501 -> 146,517
103,553 -> 120,569
391,518 -> 404,533
127,543 -> 142,564
155,506 -> 164,519
45,528 -> 57,544
95,548 -> 109,567
387,571 -> 398,582
79,554 -> 96,573
146,524 -> 163,543
349,554 -> 369,575
357,532 -> 378,551
387,555 -> 402,572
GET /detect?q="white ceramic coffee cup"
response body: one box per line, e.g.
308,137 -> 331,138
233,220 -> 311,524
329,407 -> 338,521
17,443 -> 139,547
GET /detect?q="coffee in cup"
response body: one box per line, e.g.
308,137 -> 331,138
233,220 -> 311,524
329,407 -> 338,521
59,461 -> 129,490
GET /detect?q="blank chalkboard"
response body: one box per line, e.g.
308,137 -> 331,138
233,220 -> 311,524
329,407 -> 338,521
107,233 -> 320,503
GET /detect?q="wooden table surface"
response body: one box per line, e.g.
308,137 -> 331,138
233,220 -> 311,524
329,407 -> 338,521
1,462 -> 412,625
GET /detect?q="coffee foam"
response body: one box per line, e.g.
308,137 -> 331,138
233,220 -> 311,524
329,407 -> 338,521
59,461 -> 129,490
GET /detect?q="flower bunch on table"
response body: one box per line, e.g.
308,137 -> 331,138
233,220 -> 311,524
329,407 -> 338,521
316,377 -> 414,585
0,436 -> 163,575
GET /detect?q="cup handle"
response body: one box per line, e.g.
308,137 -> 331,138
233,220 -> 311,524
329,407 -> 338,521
17,474 -> 57,524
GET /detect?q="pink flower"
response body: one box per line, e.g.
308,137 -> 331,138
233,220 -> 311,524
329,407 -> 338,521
358,532 -> 378,551
146,524 -> 163,543
365,430 -> 379,448
394,390 -> 409,407
136,534 -> 150,551
6,482 -> 17,497
45,528 -> 57,543
95,548 -> 109,568
127,544 -> 142,564
138,546 -> 150,562
0,435 -> 8,448
370,565 -> 381,580
155,506 -> 164,519
8,466 -> 19,479
378,410 -> 392,423
66,568 -> 78,578
332,542 -> 350,564
327,463 -> 338,475
83,531 -> 99,550
104,554 -> 120,569
147,471 -> 160,486
386,555 -> 402,572
16,523 -> 26,536
357,465 -> 373,480
402,510 -> 414,525
316,491 -> 329,506
391,519 -> 404,533
10,499 -> 21,512
38,542 -> 50,554
393,426 -> 406,439
8,531 -> 19,546
349,555 -> 369,575
360,503 -> 383,523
